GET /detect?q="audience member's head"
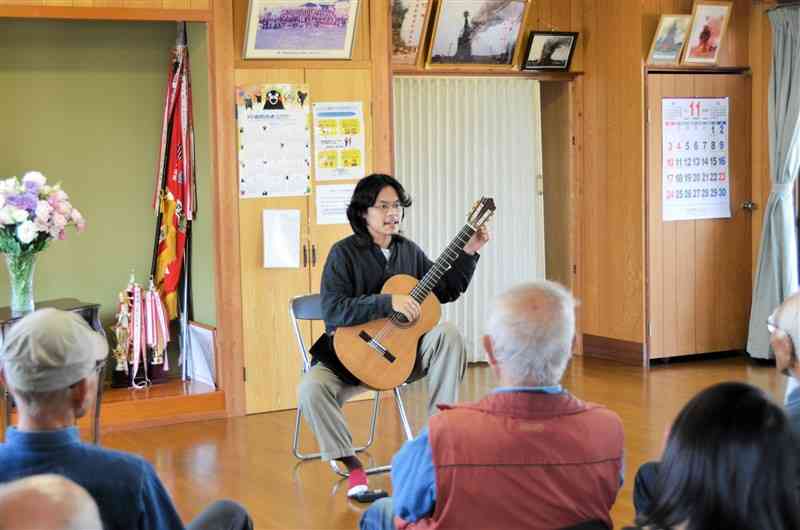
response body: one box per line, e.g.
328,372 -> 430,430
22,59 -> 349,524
768,291 -> 800,378
483,281 -> 576,387
0,474 -> 102,530
0,308 -> 107,427
638,382 -> 800,530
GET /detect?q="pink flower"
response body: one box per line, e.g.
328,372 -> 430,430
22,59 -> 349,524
52,213 -> 67,231
58,229 -> 66,240
35,200 -> 52,222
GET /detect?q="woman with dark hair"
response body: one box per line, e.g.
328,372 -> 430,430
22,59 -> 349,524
298,173 -> 490,500
626,382 -> 800,530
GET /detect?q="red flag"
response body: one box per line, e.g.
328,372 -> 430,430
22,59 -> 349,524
153,36 -> 196,320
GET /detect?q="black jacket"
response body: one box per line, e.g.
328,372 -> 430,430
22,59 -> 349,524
310,233 -> 479,384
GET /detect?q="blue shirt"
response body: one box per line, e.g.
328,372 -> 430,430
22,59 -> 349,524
0,427 -> 185,530
390,386 -> 565,523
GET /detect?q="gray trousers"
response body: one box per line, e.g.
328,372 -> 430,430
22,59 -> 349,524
297,322 -> 467,461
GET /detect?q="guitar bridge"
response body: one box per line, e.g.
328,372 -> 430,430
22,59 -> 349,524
358,331 -> 396,363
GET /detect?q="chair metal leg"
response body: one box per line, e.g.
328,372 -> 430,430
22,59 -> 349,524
393,386 -> 414,442
293,390 -> 382,461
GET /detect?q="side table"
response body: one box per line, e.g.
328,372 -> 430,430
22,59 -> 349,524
0,298 -> 106,444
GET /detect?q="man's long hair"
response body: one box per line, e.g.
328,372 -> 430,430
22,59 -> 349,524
346,174 -> 412,244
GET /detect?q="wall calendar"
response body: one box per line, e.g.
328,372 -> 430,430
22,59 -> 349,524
662,97 -> 730,221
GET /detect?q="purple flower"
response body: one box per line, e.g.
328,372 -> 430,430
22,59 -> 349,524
7,193 -> 38,213
24,180 -> 40,194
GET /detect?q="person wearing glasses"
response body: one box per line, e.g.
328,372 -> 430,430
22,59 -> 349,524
298,173 -> 490,499
0,308 -> 253,530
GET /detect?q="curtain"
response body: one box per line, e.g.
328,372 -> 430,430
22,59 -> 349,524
393,76 -> 545,362
747,7 -> 800,359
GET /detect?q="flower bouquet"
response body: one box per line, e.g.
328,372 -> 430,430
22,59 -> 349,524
0,171 -> 85,316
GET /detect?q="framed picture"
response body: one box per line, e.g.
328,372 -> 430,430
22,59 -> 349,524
682,1 -> 732,65
426,0 -> 529,69
521,31 -> 578,71
392,0 -> 433,66
243,0 -> 360,60
647,14 -> 692,65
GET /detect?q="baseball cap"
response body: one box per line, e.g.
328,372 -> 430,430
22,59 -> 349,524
0,308 -> 108,392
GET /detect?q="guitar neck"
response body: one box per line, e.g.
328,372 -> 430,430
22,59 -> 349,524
410,224 -> 476,303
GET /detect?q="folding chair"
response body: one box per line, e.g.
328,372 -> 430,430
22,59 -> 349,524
290,294 -> 414,477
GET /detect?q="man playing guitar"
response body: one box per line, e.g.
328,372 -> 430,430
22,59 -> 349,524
298,173 -> 490,499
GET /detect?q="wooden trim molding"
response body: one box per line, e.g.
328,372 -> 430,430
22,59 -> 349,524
0,5 -> 212,20
583,334 -> 644,366
209,0 -> 246,416
370,0 -> 393,174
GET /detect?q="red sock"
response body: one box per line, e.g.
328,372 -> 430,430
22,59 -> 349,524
347,468 -> 368,497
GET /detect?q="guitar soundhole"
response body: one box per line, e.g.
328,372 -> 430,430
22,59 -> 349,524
392,312 -> 414,328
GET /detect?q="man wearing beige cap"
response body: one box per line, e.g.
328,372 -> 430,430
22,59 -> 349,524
0,308 -> 253,530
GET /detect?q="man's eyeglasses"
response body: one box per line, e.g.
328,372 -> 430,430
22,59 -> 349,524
371,202 -> 404,213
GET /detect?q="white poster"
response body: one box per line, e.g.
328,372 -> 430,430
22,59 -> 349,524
316,184 -> 356,225
262,209 -> 301,268
236,84 -> 312,198
662,98 -> 730,221
313,101 -> 366,181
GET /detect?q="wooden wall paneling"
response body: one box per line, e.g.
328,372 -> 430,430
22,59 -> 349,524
582,0 -> 646,343
0,4 -> 212,18
232,0 -> 371,70
569,0 -> 584,72
550,0 -> 571,30
306,68 -> 372,295
210,0 -> 245,415
370,0 -> 393,173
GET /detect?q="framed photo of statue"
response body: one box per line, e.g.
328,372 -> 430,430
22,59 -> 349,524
243,0 -> 360,60
521,31 -> 578,71
681,1 -> 732,65
426,0 -> 530,69
392,0 -> 433,67
647,14 -> 692,66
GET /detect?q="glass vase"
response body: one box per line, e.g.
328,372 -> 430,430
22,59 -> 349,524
5,253 -> 37,317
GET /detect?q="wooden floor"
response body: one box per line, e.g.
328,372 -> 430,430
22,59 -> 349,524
98,355 -> 785,529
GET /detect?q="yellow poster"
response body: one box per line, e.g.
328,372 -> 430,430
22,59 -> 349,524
312,101 -> 366,181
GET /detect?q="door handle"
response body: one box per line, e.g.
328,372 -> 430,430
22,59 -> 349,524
302,244 -> 308,267
311,244 -> 317,267
741,200 -> 757,212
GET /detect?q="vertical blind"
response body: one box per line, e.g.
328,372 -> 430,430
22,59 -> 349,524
393,76 -> 545,362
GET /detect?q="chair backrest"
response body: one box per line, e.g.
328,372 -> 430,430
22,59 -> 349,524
557,521 -> 610,530
289,294 -> 323,372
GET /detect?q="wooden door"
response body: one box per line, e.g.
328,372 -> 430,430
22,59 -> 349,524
646,74 -> 752,360
240,197 -> 312,414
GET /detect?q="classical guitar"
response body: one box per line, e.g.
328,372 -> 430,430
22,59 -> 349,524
333,197 -> 496,390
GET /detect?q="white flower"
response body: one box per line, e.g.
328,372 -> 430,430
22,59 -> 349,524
0,195 -> 6,209
0,178 -> 18,195
9,207 -> 28,224
16,221 -> 38,244
22,171 -> 46,188
0,207 -> 14,225
35,200 -> 52,221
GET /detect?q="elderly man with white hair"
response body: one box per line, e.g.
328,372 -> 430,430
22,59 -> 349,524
0,474 -> 102,530
360,281 -> 625,530
0,308 -> 253,530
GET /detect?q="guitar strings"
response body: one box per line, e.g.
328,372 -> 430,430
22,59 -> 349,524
370,224 -> 476,345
